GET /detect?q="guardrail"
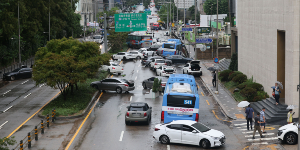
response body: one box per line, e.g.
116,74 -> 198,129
0,57 -> 35,80
12,108 -> 56,150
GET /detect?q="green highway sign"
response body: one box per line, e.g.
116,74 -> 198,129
197,27 -> 211,34
144,10 -> 151,15
115,13 -> 147,32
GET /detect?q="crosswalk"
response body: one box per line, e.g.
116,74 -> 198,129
233,121 -> 278,145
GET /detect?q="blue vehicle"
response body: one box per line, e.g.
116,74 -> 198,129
126,33 -> 153,48
161,39 -> 183,57
161,74 -> 199,123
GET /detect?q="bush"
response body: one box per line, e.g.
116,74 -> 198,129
232,74 -> 247,84
158,79 -> 162,92
152,78 -> 159,92
240,87 -> 257,101
219,70 -> 233,82
228,71 -> 242,81
248,83 -> 264,91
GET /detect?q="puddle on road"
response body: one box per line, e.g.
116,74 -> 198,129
96,102 -> 105,108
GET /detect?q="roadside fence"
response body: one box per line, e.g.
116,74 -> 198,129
0,57 -> 35,80
12,108 -> 56,150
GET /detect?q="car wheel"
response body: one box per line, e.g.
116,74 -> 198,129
116,87 -> 122,94
123,56 -> 127,60
200,139 -> 211,149
125,120 -> 130,125
136,56 -> 141,59
10,76 -> 15,81
143,82 -> 147,89
285,133 -> 298,145
160,135 -> 170,144
200,72 -> 202,76
146,117 -> 150,125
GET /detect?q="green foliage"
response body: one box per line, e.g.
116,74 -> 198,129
157,3 -> 178,23
229,53 -> 238,71
188,5 -> 200,23
152,78 -> 159,93
233,92 -> 246,102
224,81 -> 238,89
236,81 -> 263,92
97,7 -> 120,24
107,29 -> 129,53
0,136 -> 16,150
203,0 -> 228,15
232,74 -> 247,84
253,91 -> 269,102
240,87 -> 257,101
228,71 -> 242,81
158,79 -> 162,92
219,70 -> 233,82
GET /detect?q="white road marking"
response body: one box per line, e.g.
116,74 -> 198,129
137,70 -> 139,73
252,142 -> 269,145
119,131 -> 124,141
21,80 -> 29,84
234,123 -> 247,126
3,90 -> 11,95
245,133 -> 274,137
239,129 -> 248,131
135,76 -> 137,80
3,105 -> 13,113
0,121 -> 8,129
167,145 -> 170,150
247,137 -> 278,141
130,96 -> 132,101
242,131 -> 255,134
24,93 -> 31,98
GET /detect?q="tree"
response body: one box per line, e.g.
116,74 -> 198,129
0,136 -> 16,150
157,2 -> 178,23
33,37 -> 110,100
203,0 -> 228,15
107,29 -> 129,53
188,5 -> 200,23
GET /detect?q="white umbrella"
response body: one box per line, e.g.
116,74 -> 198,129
275,81 -> 283,89
287,105 -> 295,110
237,101 -> 250,108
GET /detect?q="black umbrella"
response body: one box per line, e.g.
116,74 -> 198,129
207,67 -> 216,71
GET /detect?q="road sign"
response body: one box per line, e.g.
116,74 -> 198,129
197,27 -> 211,34
115,13 -> 147,32
182,28 -> 193,31
172,23 -> 174,27
214,57 -> 219,63
196,38 -> 213,43
144,10 -> 151,15
200,45 -> 206,52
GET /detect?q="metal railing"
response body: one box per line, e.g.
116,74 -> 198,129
0,57 -> 35,80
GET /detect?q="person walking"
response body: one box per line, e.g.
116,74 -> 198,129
274,83 -> 280,105
260,108 -> 266,133
253,112 -> 265,139
245,104 -> 254,130
212,71 -> 216,87
287,109 -> 294,124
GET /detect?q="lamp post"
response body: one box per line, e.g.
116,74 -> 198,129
71,0 -> 73,38
49,0 -> 50,41
18,1 -> 21,66
216,0 -> 219,93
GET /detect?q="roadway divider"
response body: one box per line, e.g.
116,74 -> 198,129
12,108 -> 56,150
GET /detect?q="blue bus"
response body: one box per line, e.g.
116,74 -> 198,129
126,33 -> 153,49
161,39 -> 183,57
161,74 -> 199,123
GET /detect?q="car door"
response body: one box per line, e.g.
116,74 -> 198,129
171,56 -> 178,63
98,79 -> 109,90
181,125 -> 199,145
156,66 -> 162,75
165,124 -> 182,143
18,69 -> 27,78
107,79 -> 119,90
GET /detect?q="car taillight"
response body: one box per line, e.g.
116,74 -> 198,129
189,67 -> 191,69
161,83 -> 166,86
112,67 -> 115,69
165,63 -> 167,65
126,112 -> 129,117
174,51 -> 176,55
124,84 -> 129,87
161,111 -> 164,122
144,112 -> 147,117
155,63 -> 157,65
155,128 -> 160,131
195,113 -> 199,122
122,68 -> 124,70
162,50 -> 164,54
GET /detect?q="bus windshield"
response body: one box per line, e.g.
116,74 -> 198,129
167,95 -> 196,108
164,44 -> 175,49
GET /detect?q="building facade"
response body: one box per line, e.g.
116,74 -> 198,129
238,0 -> 299,116
75,0 -> 105,26
175,0 -> 195,9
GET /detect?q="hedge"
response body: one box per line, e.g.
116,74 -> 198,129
232,74 -> 247,84
228,71 -> 242,81
240,87 -> 257,101
219,70 -> 233,82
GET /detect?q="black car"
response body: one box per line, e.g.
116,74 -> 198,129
165,55 -> 193,64
3,68 -> 32,81
142,76 -> 168,92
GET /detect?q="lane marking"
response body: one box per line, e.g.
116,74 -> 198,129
239,129 -> 248,131
3,90 -> 11,95
265,127 -> 275,131
206,100 -> 210,105
0,121 -> 8,129
21,80 -> 29,84
119,61 -> 123,65
119,131 -> 124,141
129,96 -> 132,101
201,92 -> 204,96
7,89 -> 62,138
234,123 -> 247,126
167,145 -> 170,150
245,133 -> 275,137
252,142 -> 268,145
135,76 -> 137,80
212,110 -> 219,120
3,105 -> 13,113
243,146 -> 249,150
197,85 -> 199,89
24,93 -> 31,98
65,92 -> 103,150
247,137 -> 278,141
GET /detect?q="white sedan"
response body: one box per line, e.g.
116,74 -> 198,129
278,123 -> 298,145
153,120 -> 225,149
156,66 -> 176,76
101,62 -> 123,75
128,50 -> 144,59
112,52 -> 135,60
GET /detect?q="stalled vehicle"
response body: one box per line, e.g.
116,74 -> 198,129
142,76 -> 168,92
3,67 -> 32,81
90,78 -> 135,93
125,102 -> 152,125
183,60 -> 202,76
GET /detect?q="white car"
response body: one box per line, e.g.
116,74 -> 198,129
101,62 -> 123,75
138,48 -> 147,54
183,60 -> 202,76
278,123 -> 298,145
153,120 -> 225,148
156,66 -> 176,76
142,49 -> 155,57
112,52 -> 135,60
128,50 -> 144,59
150,59 -> 167,70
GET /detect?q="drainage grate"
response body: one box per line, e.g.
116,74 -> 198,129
198,77 -> 210,96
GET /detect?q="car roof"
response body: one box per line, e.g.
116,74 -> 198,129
170,120 -> 197,125
130,102 -> 147,107
155,59 -> 164,61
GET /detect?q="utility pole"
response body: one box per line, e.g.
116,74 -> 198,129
49,0 -> 50,41
18,1 -> 21,66
104,13 -> 108,53
184,0 -> 185,26
216,0 -> 219,93
170,0 -> 171,32
176,0 -> 178,22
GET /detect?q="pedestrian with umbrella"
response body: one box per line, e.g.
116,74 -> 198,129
238,102 -> 254,131
286,105 -> 295,124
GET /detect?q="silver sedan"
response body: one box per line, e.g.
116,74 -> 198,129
125,102 -> 152,125
90,78 -> 135,93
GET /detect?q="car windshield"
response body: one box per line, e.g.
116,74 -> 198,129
111,63 -> 118,66
94,36 -> 101,39
121,79 -> 128,83
191,123 -> 211,132
12,68 -> 21,72
164,44 -> 175,49
156,60 -> 165,63
129,107 -> 144,111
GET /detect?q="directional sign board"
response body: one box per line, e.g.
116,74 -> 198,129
214,57 -> 219,63
182,28 -> 193,31
197,27 -> 211,34
115,13 -> 147,32
196,38 -> 213,43
144,10 -> 151,15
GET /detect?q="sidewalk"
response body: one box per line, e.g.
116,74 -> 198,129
200,60 -> 245,120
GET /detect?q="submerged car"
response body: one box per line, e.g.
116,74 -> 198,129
183,60 -> 202,76
3,67 -> 32,81
125,102 -> 152,125
90,78 -> 135,93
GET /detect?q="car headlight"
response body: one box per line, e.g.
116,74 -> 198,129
278,130 -> 283,136
211,136 -> 220,140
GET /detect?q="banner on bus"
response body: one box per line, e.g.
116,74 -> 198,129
162,106 -> 199,113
